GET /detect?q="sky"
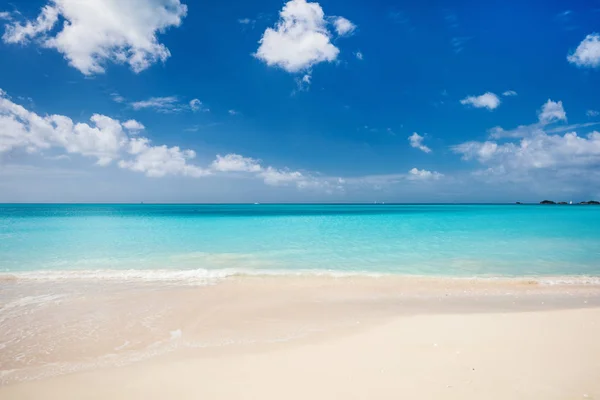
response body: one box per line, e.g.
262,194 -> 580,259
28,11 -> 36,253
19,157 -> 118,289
0,0 -> 599,203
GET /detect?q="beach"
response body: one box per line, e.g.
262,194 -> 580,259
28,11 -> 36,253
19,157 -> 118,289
1,276 -> 600,399
2,204 -> 600,398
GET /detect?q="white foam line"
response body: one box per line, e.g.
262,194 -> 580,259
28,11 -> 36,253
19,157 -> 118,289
2,269 -> 600,286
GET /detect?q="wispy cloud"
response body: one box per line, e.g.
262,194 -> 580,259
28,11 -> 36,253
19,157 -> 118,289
388,9 -> 416,34
450,36 -> 471,54
587,110 -> 600,117
131,96 -> 182,113
189,99 -> 209,112
555,10 -> 578,31
129,96 -> 208,113
444,11 -> 459,29
111,92 -> 126,103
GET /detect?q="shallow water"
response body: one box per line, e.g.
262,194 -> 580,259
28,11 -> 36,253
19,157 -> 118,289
1,204 -> 599,280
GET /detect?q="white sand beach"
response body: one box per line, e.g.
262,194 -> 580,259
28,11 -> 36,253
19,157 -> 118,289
1,277 -> 600,399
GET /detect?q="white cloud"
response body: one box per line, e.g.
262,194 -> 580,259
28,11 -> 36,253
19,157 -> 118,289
2,0 -> 188,75
0,11 -> 12,20
568,33 -> 600,68
129,96 -> 206,113
453,131 -> 600,170
333,16 -> 355,36
0,88 -> 204,176
460,92 -> 501,110
111,92 -> 126,103
0,95 -> 127,164
452,100 -> 600,185
407,168 -> 443,180
122,119 -> 145,132
355,51 -> 363,60
259,166 -> 304,185
131,96 -> 179,112
502,90 -> 518,96
2,5 -> 58,44
538,99 -> 567,124
408,133 -> 432,153
254,0 -> 352,73
209,153 -> 336,190
130,96 -> 187,113
238,18 -> 252,25
210,154 -> 262,172
228,109 -> 239,115
294,73 -> 312,91
189,99 -> 208,112
587,110 -> 599,117
1,88 -> 337,191
118,138 -> 208,178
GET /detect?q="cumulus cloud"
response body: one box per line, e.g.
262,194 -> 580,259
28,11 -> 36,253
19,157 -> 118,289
122,119 -> 145,132
567,33 -> 600,68
0,11 -> 12,20
254,0 -> 354,73
259,166 -> 304,186
208,153 -> 340,190
586,110 -> 599,117
453,131 -> 600,170
408,133 -> 432,153
2,0 -> 188,75
0,88 -> 206,176
0,91 -> 127,164
502,90 -> 518,96
407,168 -> 443,180
460,92 -> 501,110
538,99 -> 567,124
333,16 -> 355,36
0,88 -> 341,191
211,154 -> 262,172
118,138 -> 208,177
452,99 -> 600,186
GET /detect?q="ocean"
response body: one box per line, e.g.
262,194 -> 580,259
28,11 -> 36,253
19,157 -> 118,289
1,204 -> 599,282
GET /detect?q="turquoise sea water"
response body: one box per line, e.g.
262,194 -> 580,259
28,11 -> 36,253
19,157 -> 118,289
1,204 -> 599,281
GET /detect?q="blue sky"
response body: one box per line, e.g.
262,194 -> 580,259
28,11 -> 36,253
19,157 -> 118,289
0,0 -> 599,202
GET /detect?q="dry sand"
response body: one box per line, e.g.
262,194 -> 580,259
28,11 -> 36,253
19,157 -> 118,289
1,276 -> 600,399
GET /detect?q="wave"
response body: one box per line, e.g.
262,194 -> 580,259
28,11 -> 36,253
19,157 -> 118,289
2,268 -> 600,286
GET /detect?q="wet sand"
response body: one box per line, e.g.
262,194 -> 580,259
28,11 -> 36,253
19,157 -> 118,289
1,276 -> 600,399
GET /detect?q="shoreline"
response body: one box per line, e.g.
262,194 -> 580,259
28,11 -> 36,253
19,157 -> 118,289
2,275 -> 600,391
3,268 -> 600,286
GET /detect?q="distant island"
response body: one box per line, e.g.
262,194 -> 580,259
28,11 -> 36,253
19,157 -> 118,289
538,200 -> 599,205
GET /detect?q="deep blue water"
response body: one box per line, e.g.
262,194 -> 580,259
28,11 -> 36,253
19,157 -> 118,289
1,204 -> 599,278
